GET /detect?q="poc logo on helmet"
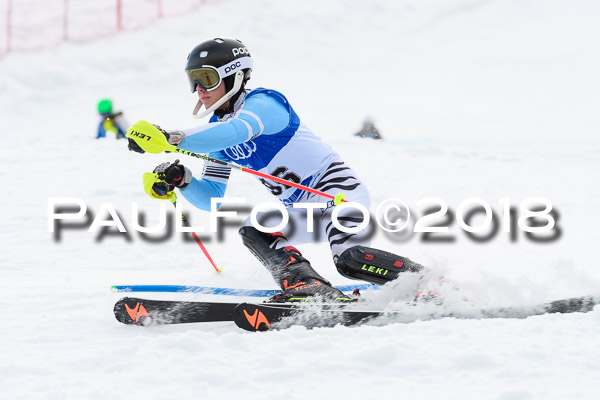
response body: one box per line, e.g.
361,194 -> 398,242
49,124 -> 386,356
224,61 -> 242,74
232,47 -> 249,56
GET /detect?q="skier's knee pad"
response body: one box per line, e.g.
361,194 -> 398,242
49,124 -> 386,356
335,245 -> 425,285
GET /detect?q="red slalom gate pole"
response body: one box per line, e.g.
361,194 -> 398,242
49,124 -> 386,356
157,0 -> 163,18
116,0 -> 123,31
63,0 -> 69,41
6,0 -> 12,53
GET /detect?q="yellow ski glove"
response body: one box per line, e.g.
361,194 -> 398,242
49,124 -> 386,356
127,120 -> 178,154
142,172 -> 177,203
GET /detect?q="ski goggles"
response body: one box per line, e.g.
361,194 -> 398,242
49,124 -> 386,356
186,56 -> 253,92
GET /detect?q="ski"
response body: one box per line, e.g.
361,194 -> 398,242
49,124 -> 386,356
233,302 -> 375,331
113,296 -> 291,325
233,295 -> 600,332
480,295 -> 600,319
114,297 -> 237,325
114,295 -> 599,329
111,283 -> 375,297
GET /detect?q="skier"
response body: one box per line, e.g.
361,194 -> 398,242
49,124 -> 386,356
97,98 -> 127,139
127,38 -> 424,302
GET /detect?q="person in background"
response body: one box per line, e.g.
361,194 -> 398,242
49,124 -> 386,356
354,117 -> 382,140
97,98 -> 127,139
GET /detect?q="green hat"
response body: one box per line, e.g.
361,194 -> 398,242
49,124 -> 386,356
97,98 -> 113,114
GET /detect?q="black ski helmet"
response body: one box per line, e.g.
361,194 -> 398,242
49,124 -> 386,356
185,38 -> 253,117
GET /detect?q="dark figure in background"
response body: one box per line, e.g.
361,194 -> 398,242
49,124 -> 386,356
355,117 -> 382,140
97,98 -> 127,139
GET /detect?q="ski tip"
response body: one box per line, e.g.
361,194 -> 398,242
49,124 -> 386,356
233,303 -> 273,332
113,297 -> 151,326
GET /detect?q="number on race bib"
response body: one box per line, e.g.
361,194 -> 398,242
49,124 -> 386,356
260,167 -> 301,196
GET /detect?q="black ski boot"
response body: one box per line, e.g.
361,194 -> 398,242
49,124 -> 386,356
239,226 -> 351,303
336,245 -> 426,285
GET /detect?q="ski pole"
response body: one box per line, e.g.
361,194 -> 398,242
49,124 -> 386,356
175,148 -> 347,205
146,161 -> 222,274
174,201 -> 223,273
128,122 -> 348,205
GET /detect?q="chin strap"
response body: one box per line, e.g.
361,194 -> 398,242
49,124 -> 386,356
192,70 -> 245,119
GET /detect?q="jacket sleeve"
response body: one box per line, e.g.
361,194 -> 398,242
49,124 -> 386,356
177,93 -> 290,153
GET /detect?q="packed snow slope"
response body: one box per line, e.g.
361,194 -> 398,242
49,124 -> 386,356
1,0 -> 600,399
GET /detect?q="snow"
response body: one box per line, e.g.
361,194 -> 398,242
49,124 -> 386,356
1,0 -> 600,398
